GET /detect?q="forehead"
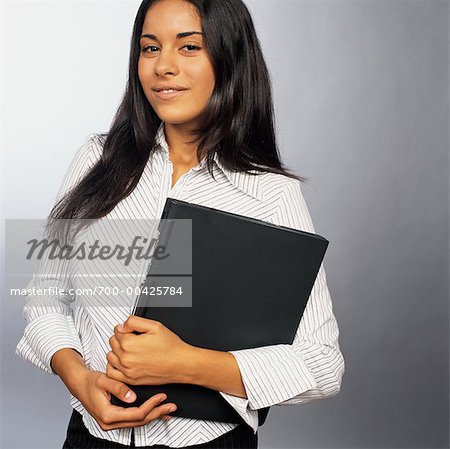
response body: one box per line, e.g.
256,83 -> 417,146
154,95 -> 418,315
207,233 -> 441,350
142,0 -> 202,35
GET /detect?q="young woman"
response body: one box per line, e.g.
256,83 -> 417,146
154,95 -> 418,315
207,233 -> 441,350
16,0 -> 345,447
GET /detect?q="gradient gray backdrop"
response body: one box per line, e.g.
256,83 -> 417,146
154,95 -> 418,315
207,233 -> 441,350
1,1 -> 448,448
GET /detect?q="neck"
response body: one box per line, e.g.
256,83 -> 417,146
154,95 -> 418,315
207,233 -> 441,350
163,122 -> 205,166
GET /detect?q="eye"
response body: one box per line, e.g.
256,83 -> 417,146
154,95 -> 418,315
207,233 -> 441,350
181,44 -> 201,52
141,45 -> 159,53
140,44 -> 202,54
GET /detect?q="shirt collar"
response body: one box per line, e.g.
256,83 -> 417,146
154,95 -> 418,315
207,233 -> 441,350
154,122 -> 264,202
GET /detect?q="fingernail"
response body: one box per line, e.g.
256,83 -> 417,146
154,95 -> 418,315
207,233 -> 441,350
159,394 -> 167,402
125,390 -> 136,401
168,406 -> 177,413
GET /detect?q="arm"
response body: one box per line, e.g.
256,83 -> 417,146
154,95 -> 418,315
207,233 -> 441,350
51,348 -> 90,396
15,135 -> 103,375
180,346 -> 255,428
186,180 -> 345,432
181,347 -> 247,399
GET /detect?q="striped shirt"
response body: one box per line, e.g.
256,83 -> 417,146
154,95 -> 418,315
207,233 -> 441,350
15,122 -> 345,447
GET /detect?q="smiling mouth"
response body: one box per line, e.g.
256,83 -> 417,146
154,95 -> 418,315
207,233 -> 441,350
153,89 -> 188,100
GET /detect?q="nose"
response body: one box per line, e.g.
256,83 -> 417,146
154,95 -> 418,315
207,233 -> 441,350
154,48 -> 179,77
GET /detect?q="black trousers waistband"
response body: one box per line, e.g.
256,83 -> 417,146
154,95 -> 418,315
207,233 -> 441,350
62,409 -> 258,449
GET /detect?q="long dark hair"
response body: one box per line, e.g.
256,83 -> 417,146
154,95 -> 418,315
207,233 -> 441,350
49,0 -> 306,231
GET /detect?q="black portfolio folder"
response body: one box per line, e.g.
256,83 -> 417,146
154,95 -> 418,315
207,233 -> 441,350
111,198 -> 329,427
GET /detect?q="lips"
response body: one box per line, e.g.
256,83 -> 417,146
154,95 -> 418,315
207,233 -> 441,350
152,89 -> 188,100
152,83 -> 187,91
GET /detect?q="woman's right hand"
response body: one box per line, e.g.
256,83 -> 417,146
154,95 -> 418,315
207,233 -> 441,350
77,370 -> 177,431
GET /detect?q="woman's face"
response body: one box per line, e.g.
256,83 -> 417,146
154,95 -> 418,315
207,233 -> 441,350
138,0 -> 215,127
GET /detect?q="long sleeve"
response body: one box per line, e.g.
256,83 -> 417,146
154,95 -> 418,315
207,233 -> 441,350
219,179 -> 345,432
15,135 -> 103,375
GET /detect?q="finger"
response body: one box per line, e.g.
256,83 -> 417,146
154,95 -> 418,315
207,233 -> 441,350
160,415 -> 174,422
106,361 -> 128,383
98,375 -> 176,422
106,351 -> 125,372
122,316 -> 162,334
106,351 -> 123,370
103,402 -> 177,430
109,334 -> 124,355
115,322 -> 129,334
104,389 -> 171,423
141,402 -> 178,424
98,375 -> 137,404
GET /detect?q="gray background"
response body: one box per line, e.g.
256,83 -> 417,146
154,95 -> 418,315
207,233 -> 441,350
1,0 -> 448,448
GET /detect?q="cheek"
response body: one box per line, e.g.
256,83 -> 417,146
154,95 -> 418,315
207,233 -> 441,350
138,60 -> 159,108
189,64 -> 215,99
138,59 -> 151,88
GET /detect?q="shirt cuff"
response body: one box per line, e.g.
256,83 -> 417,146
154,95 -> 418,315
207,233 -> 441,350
15,313 -> 84,375
218,391 -> 259,433
228,345 -> 318,410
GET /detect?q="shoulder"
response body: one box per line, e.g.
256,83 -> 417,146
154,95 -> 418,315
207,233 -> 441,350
255,171 -> 314,233
255,170 -> 303,204
82,133 -> 105,164
66,133 -> 104,172
55,133 -> 104,201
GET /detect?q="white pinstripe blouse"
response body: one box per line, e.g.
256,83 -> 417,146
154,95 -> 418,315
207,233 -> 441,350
15,122 -> 345,447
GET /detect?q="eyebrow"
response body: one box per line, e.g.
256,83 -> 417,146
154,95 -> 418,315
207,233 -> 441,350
139,31 -> 204,41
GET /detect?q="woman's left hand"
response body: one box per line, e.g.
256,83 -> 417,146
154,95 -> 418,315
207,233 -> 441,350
106,316 -> 195,386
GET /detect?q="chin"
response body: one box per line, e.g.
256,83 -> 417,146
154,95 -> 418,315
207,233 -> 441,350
154,110 -> 201,127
